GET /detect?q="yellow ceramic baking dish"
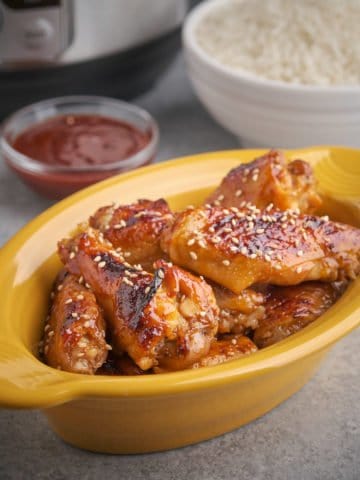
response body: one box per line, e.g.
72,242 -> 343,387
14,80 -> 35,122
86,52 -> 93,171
0,147 -> 360,454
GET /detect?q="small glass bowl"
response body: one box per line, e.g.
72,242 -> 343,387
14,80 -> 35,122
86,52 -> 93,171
0,96 -> 159,199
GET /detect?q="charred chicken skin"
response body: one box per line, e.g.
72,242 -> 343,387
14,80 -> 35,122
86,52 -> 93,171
89,198 -> 173,271
59,229 -> 219,371
254,281 -> 346,348
161,205 -> 360,293
206,150 -> 322,214
43,270 -> 108,374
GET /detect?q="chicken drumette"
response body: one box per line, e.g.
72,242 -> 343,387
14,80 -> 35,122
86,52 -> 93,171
89,198 -> 173,271
59,229 -> 219,371
206,150 -> 322,214
43,270 -> 108,374
254,281 -> 346,348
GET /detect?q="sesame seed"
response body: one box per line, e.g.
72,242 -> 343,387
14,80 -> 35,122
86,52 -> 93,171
230,246 -> 238,252
123,277 -> 134,286
321,215 -> 330,222
214,200 -> 220,206
275,264 -> 282,270
256,228 -> 265,234
223,209 -> 230,215
78,276 -> 84,284
84,321 -> 90,328
57,284 -> 63,291
222,260 -> 230,266
231,218 -> 237,227
266,203 -> 274,212
297,250 -> 304,257
198,239 -> 207,248
189,251 -> 198,260
69,252 -> 76,259
98,261 -> 106,268
204,204 -> 212,209
77,294 -> 84,300
85,283 -> 91,289
231,338 -> 237,345
71,312 -> 78,318
252,174 -> 259,182
199,311 -> 206,317
106,344 -> 112,351
235,189 -> 242,197
65,298 -> 73,304
264,254 -> 271,262
44,324 -> 51,331
124,252 -> 131,258
232,237 -> 239,245
212,236 -> 221,244
240,246 -> 248,255
223,227 -> 232,233
94,255 -> 101,262
157,269 -> 165,279
296,266 -> 303,273
208,226 -> 215,233
144,286 -> 150,294
249,253 -> 257,259
217,194 -> 224,201
187,238 -> 195,246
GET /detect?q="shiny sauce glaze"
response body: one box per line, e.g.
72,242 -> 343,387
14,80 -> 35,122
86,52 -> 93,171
13,114 -> 150,167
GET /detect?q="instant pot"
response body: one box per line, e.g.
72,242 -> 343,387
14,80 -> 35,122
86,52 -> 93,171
0,0 -> 187,118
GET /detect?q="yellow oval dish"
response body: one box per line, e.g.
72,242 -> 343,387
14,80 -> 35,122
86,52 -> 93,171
0,147 -> 360,454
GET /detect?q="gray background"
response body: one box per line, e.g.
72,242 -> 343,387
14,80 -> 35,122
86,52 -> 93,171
0,56 -> 359,480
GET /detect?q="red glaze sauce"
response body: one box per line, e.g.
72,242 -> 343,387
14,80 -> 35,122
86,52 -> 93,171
13,114 -> 150,167
8,114 -> 155,199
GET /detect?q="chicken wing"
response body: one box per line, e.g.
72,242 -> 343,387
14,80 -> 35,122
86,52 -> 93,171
89,198 -> 173,271
191,334 -> 257,368
161,205 -> 360,293
59,229 -> 219,371
212,283 -> 266,334
206,150 -> 321,213
43,270 -> 108,374
254,281 -> 346,348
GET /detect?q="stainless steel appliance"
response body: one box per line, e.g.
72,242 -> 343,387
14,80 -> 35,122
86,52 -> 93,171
0,0 -> 187,118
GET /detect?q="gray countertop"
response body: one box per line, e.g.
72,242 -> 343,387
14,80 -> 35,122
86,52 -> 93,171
0,56 -> 359,480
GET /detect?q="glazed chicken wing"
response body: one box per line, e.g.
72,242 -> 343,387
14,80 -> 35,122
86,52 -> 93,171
191,334 -> 257,368
161,205 -> 360,293
254,281 -> 346,348
206,150 -> 322,213
43,270 -> 108,374
212,284 -> 266,333
89,198 -> 173,271
59,229 -> 218,371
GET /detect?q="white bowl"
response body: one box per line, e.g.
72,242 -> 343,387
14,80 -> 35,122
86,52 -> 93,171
183,0 -> 360,148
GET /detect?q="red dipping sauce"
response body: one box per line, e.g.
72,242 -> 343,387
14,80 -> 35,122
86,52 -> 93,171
4,106 -> 158,199
13,114 -> 150,168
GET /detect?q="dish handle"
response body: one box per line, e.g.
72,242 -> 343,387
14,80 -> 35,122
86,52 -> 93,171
0,338 -> 84,408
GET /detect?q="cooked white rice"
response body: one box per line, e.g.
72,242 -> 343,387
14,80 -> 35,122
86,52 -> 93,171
195,0 -> 360,85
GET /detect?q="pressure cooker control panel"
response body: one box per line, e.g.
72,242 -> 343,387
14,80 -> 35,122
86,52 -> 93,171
0,0 -> 73,65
